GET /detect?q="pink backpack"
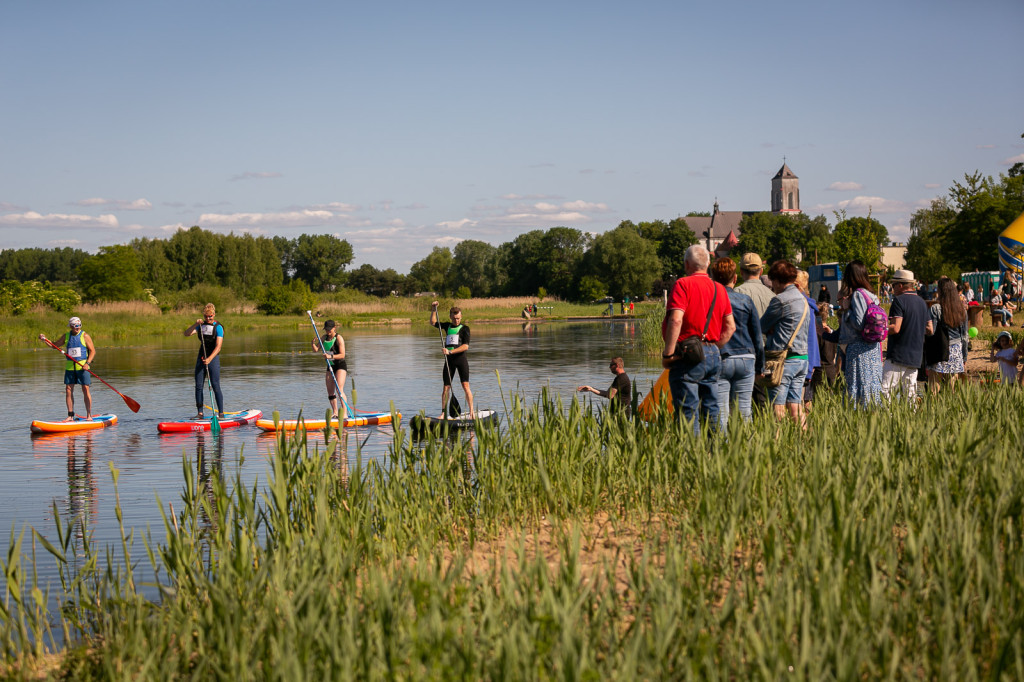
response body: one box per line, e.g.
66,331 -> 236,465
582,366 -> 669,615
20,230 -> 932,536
858,290 -> 888,343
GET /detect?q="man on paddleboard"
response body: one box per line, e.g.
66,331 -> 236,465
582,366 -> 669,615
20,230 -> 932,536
39,316 -> 96,422
430,302 -> 475,418
577,356 -> 632,416
185,303 -> 224,419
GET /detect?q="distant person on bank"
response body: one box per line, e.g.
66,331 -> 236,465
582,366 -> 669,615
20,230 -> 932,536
881,269 -> 932,402
662,245 -> 736,434
39,316 -> 96,421
577,356 -> 632,416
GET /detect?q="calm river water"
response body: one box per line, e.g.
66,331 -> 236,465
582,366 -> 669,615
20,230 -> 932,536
0,319 -> 658,592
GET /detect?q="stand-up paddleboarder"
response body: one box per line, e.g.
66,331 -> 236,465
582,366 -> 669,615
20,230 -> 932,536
430,301 -> 475,419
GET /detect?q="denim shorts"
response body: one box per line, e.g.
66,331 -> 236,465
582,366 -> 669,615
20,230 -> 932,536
768,358 -> 807,405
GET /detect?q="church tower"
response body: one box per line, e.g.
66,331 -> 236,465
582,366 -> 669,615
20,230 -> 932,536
771,162 -> 800,214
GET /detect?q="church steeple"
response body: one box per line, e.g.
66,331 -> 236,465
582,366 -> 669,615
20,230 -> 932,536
771,161 -> 800,214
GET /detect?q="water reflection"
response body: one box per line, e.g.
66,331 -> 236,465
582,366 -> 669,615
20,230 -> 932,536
30,432 -> 98,565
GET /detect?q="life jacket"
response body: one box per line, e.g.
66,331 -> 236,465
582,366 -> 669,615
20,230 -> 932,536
444,324 -> 463,350
64,331 -> 87,370
198,321 -> 224,357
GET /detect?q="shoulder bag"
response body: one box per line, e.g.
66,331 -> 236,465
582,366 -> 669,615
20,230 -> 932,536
757,298 -> 808,389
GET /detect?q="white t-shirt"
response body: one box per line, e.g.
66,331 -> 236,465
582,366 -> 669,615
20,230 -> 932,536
995,347 -> 1018,382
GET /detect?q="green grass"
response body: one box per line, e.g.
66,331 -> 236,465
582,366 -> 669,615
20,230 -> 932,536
4,385 -> 1024,679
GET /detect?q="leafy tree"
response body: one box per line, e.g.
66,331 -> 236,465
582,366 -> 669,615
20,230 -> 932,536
273,236 -> 296,281
502,230 -> 546,296
131,237 -> 183,293
587,225 -> 661,298
408,246 -> 453,293
905,198 -> 957,282
292,234 -> 354,291
832,214 -> 889,271
796,214 -> 839,266
657,218 -> 698,279
539,227 -> 590,299
165,226 -> 221,288
938,171 -> 1024,272
77,245 -> 144,302
577,275 -> 607,302
686,211 -> 711,217
735,213 -> 804,263
256,280 -> 317,315
450,240 -> 498,298
348,264 -> 407,296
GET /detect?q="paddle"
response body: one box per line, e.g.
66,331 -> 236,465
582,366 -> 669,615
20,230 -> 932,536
432,304 -> 461,418
39,336 -> 141,413
306,311 -> 354,419
197,325 -> 220,434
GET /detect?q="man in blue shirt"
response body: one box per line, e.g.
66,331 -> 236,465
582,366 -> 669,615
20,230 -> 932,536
882,270 -> 933,401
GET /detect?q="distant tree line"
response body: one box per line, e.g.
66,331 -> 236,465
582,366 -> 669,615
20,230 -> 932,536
6,157 -> 1021,309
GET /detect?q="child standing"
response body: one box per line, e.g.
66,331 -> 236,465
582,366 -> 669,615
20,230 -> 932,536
990,331 -> 1019,384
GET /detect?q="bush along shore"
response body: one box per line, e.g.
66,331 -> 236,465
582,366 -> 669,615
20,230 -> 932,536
3,384 -> 1024,678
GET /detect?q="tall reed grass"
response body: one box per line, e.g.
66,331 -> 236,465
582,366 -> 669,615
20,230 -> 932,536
3,386 -> 1024,678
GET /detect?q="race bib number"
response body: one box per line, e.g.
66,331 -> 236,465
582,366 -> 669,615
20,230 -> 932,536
445,332 -> 460,347
201,324 -> 216,336
67,347 -> 84,358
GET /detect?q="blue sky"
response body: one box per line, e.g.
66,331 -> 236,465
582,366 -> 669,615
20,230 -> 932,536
2,0 -> 1022,270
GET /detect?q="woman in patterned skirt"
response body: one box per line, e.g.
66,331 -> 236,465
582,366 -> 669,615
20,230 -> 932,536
927,277 -> 969,393
835,261 -> 883,407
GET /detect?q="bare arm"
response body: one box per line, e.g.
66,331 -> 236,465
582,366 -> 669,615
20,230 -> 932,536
716,314 -> 736,348
662,310 -> 683,367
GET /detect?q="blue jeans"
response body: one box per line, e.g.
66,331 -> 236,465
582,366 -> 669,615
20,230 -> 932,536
668,344 -> 722,435
716,355 -> 755,427
768,358 -> 808,406
195,356 -> 224,414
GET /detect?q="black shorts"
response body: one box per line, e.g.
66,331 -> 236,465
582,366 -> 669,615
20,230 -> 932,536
330,358 -> 348,372
442,353 -> 469,386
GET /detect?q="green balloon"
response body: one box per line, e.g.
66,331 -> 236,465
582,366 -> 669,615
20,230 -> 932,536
969,326 -> 979,338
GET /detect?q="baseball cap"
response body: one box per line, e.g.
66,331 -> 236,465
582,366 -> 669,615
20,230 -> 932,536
739,253 -> 763,271
997,330 -> 1012,341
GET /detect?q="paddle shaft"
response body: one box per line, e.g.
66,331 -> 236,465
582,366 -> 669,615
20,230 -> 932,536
40,336 -> 141,412
432,305 -> 462,417
306,311 -> 353,418
196,322 -> 220,433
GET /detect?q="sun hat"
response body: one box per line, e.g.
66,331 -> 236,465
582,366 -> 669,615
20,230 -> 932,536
739,253 -> 763,272
890,269 -> 916,284
69,316 -> 82,327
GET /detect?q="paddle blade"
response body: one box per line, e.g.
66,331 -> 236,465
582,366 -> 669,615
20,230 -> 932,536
447,395 -> 462,418
210,412 -> 221,434
122,394 -> 142,413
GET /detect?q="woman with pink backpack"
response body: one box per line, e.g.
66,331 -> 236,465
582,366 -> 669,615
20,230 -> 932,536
833,261 -> 885,407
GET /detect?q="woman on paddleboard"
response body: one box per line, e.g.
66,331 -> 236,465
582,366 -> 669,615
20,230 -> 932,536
39,316 -> 96,422
314,319 -> 348,419
430,301 -> 475,418
185,303 -> 224,419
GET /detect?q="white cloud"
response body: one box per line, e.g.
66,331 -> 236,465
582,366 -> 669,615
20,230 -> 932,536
924,183 -> 941,189
825,182 -> 863,192
0,202 -> 28,212
0,211 -> 119,229
437,219 -> 476,230
74,198 -> 152,210
197,209 -> 371,229
228,171 -> 283,181
306,202 -> 360,212
500,193 -> 560,201
47,239 -> 83,246
1003,153 -> 1024,165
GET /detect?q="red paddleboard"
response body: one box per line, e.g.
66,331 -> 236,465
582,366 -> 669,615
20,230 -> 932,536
157,409 -> 262,433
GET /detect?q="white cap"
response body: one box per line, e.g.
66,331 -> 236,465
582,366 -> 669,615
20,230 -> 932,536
69,317 -> 82,327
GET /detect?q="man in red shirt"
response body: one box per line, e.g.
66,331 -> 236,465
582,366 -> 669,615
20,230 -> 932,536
662,245 -> 736,433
